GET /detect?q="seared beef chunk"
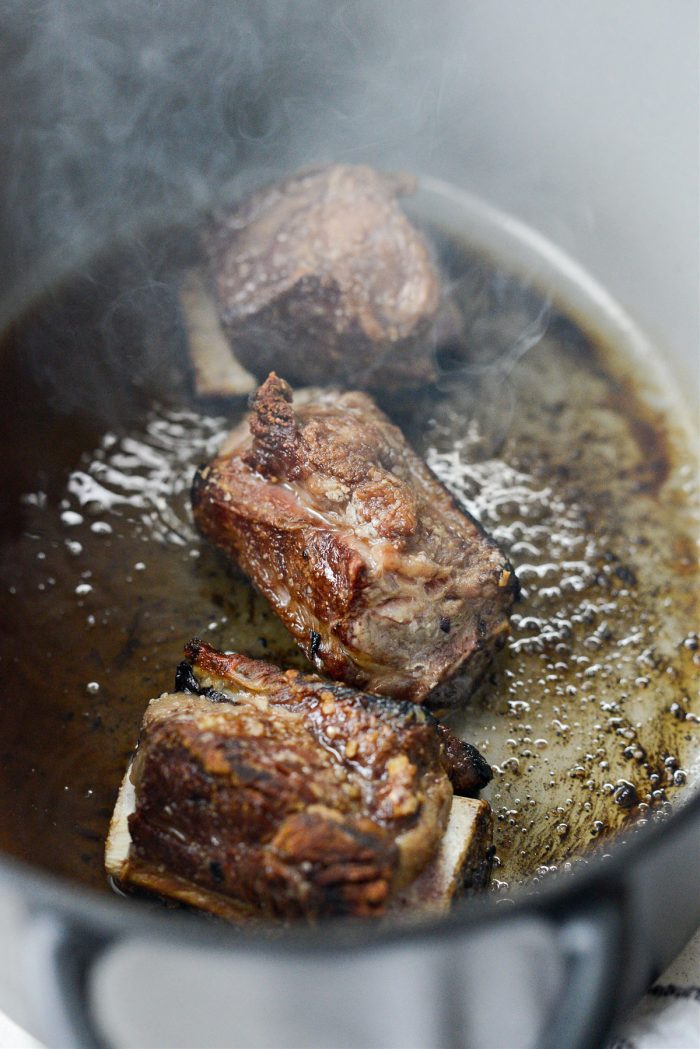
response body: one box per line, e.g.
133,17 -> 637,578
106,641 -> 491,922
201,164 -> 450,391
192,374 -> 518,703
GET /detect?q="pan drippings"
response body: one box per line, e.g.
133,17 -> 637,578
0,229 -> 696,898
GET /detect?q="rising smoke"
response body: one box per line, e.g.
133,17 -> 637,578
0,0 -> 470,323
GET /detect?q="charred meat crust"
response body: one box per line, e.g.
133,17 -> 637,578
435,723 -> 493,796
192,375 -> 518,702
180,638 -> 492,796
244,372 -> 300,478
124,643 -> 490,920
201,164 -> 449,391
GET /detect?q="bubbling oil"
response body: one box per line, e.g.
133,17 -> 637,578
0,229 -> 697,899
416,322 -> 699,891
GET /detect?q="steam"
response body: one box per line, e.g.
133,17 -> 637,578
1,0 -> 551,437
0,0 -> 468,325
430,262 -> 552,455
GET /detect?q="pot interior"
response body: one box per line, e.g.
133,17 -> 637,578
0,180 -> 697,908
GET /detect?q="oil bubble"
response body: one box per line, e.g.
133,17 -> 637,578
61,510 -> 84,527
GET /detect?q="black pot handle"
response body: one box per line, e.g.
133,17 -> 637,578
538,893 -> 626,1049
24,895 -> 626,1049
22,910 -> 112,1049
